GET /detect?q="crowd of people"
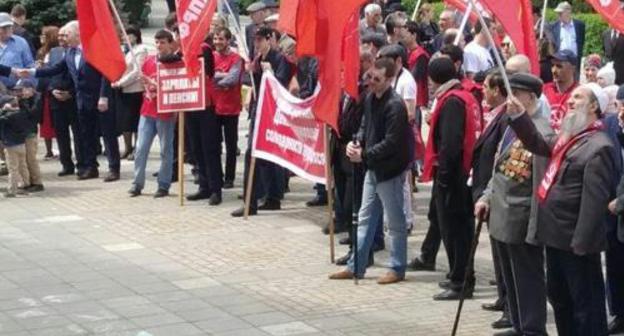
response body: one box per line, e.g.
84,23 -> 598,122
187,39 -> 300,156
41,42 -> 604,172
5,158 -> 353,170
0,0 -> 623,335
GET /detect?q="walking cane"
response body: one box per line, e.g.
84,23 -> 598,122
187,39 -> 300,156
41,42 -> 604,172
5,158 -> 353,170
352,138 -> 360,285
451,217 -> 486,336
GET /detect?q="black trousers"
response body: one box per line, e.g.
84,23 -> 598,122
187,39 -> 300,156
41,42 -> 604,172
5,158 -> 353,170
433,181 -> 474,288
76,105 -> 99,172
333,155 -> 364,234
546,247 -> 607,336
491,235 -> 507,305
51,99 -> 81,172
186,109 -> 222,195
496,239 -> 547,335
98,108 -> 120,173
166,0 -> 176,12
606,233 -> 624,318
421,195 -> 442,264
217,114 -> 239,183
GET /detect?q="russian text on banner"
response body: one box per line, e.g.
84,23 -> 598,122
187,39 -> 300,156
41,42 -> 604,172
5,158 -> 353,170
157,59 -> 206,113
251,72 -> 326,184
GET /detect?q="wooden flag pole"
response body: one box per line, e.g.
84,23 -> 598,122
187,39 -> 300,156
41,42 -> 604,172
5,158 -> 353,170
539,0 -> 549,39
454,2 -> 473,46
178,113 -> 185,206
411,0 -> 424,21
324,125 -> 336,263
243,157 -> 257,220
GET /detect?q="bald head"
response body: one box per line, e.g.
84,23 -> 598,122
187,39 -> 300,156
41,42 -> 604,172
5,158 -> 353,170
506,54 -> 531,74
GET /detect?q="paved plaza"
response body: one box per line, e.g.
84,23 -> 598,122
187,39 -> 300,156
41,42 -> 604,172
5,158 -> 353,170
0,3 -> 566,336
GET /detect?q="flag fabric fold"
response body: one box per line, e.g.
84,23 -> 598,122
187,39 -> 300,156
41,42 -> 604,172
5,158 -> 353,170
176,0 -> 218,75
295,0 -> 366,131
585,0 -> 624,36
76,0 -> 126,82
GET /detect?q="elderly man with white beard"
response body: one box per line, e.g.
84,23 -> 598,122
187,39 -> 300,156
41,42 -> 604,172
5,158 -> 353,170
505,83 -> 615,336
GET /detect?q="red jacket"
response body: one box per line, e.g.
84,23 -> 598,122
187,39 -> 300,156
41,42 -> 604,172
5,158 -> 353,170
140,55 -> 176,121
212,50 -> 243,116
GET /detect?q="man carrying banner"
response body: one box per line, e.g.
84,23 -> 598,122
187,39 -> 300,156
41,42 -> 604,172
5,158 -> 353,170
328,57 -> 410,284
506,83 -> 614,335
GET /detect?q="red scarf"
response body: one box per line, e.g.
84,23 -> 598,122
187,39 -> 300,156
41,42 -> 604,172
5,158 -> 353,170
421,88 -> 478,182
537,120 -> 603,202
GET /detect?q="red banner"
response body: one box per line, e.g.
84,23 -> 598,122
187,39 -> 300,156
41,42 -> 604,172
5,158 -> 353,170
586,0 -> 624,35
176,0 -> 217,75
157,59 -> 206,113
252,73 -> 327,184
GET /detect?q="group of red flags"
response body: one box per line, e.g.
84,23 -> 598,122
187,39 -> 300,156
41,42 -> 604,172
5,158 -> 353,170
75,0 -> 624,132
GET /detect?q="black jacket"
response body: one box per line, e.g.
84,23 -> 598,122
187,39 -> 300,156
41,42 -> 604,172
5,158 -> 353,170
357,87 -> 410,182
0,105 -> 30,147
18,93 -> 43,136
471,106 -> 508,202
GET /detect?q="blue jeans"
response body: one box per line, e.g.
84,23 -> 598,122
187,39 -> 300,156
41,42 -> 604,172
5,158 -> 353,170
348,171 -> 408,277
133,116 -> 175,191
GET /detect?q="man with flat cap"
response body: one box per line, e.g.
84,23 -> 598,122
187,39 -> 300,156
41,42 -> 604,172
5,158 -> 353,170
506,82 -> 614,335
476,73 -> 553,336
245,1 -> 269,58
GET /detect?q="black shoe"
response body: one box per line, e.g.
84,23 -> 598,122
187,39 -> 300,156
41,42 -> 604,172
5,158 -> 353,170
152,172 -> 158,177
433,288 -> 472,301
491,315 -> 513,329
187,191 -> 210,201
372,242 -> 385,252
258,199 -> 281,210
438,280 -> 453,289
128,186 -> 141,197
231,206 -> 257,217
26,184 -> 44,192
482,300 -> 505,312
408,257 -> 435,271
609,316 -> 624,335
103,171 -> 120,182
493,329 -> 520,336
223,180 -> 234,189
336,251 -> 351,265
306,196 -> 328,207
322,223 -> 347,235
339,237 -> 351,245
154,189 -> 169,198
77,169 -> 99,180
58,168 -> 74,176
209,193 -> 222,206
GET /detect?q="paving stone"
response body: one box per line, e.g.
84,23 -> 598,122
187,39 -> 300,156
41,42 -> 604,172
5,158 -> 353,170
260,321 -> 319,336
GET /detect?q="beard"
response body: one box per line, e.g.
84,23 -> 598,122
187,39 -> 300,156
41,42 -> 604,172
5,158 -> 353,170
561,103 -> 591,137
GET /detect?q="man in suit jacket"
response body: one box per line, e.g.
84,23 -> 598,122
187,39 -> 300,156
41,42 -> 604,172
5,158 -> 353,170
507,83 -> 614,335
244,2 -> 269,60
476,74 -> 553,336
603,28 -> 624,85
18,21 -> 107,180
550,2 -> 585,74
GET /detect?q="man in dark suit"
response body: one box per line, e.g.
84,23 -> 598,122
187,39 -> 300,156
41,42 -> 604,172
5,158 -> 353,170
606,85 -> 624,335
18,21 -> 107,180
244,2 -> 269,60
476,73 -> 553,336
507,83 -> 614,336
550,1 -> 585,74
45,27 -> 82,177
603,28 -> 624,85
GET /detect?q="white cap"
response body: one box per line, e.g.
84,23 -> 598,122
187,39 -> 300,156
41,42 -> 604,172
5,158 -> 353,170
0,13 -> 13,28
583,83 -> 609,114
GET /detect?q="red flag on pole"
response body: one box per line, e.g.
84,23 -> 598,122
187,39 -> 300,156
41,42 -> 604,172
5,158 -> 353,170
479,0 -> 539,75
342,11 -> 361,100
76,0 -> 126,82
277,0 -> 299,37
176,0 -> 218,75
295,0 -> 366,131
585,0 -> 624,35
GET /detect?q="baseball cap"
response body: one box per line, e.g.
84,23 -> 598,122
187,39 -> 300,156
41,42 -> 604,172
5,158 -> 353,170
0,13 -> 13,28
551,49 -> 578,66
554,1 -> 572,13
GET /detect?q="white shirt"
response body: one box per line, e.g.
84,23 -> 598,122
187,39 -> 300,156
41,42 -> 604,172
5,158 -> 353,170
559,21 -> 577,55
463,41 -> 494,75
392,67 -> 417,101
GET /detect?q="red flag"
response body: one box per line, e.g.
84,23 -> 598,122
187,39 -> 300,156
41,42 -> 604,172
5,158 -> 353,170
295,0 -> 366,131
277,0 -> 299,37
76,0 -> 126,82
342,11 -> 360,100
176,0 -> 217,75
479,0 -> 539,75
586,0 -> 624,35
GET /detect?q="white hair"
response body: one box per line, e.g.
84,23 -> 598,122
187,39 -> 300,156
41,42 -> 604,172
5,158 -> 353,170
365,3 -> 382,15
63,20 -> 79,36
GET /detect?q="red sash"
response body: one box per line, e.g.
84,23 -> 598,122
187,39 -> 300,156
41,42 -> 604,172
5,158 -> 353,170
537,120 -> 603,202
421,88 -> 478,182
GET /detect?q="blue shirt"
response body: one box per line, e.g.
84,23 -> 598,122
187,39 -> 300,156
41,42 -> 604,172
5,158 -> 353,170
559,21 -> 578,55
0,34 -> 35,88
